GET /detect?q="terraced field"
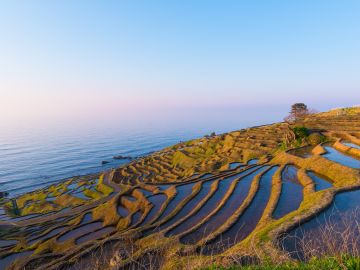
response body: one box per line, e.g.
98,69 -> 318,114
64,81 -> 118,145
0,107 -> 359,269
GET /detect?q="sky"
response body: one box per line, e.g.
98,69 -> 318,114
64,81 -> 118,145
0,1 -> 359,131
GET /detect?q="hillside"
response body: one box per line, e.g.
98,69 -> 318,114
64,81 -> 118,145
0,106 -> 359,270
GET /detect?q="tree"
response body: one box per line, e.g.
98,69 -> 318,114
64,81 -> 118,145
284,103 -> 309,122
291,103 -> 308,118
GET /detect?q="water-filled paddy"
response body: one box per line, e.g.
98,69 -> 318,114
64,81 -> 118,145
203,166 -> 278,253
80,212 -> 93,224
66,182 -> 80,191
76,226 -> 115,245
130,211 -> 142,226
323,146 -> 360,169
156,183 -> 195,221
70,190 -> 91,200
273,166 -> 303,219
247,159 -> 258,165
181,166 -> 269,244
156,181 -> 212,231
229,162 -> 242,169
167,167 -> 261,236
117,205 -> 130,217
343,142 -> 360,150
167,174 -> 236,236
308,171 -> 332,191
157,184 -> 171,191
57,222 -> 103,243
281,189 -> 360,260
0,250 -> 34,270
137,188 -> 153,197
138,194 -> 167,226
288,146 -> 314,158
28,226 -> 68,246
0,240 -> 18,248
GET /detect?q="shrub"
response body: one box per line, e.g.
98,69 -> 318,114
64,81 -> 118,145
307,132 -> 326,145
292,126 -> 309,139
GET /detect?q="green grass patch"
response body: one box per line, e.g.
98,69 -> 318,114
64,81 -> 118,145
202,255 -> 360,270
83,188 -> 103,200
95,174 -> 114,196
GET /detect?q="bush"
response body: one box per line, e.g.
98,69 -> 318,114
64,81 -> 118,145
307,132 -> 326,145
292,126 -> 309,139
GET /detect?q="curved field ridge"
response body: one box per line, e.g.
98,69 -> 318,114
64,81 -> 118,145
0,107 -> 360,269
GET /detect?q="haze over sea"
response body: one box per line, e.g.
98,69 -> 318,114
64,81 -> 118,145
0,106 -> 285,197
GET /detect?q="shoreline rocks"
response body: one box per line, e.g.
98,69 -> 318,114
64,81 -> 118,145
113,155 -> 132,160
0,191 -> 9,199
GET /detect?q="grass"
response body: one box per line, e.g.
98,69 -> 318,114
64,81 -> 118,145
95,174 -> 114,196
92,196 -> 120,226
21,200 -> 59,215
202,256 -> 360,270
55,193 -> 85,207
83,188 -> 103,200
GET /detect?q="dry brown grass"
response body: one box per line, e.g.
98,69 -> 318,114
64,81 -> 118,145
311,144 -> 326,155
296,169 -> 315,194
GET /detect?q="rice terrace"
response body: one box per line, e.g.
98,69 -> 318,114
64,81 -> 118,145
0,106 -> 359,270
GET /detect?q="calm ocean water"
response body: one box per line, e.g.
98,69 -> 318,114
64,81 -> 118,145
0,125 -> 229,197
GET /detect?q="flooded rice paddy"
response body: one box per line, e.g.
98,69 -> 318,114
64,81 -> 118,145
0,251 -> 34,270
273,166 -> 303,219
181,166 -> 269,244
203,166 -> 278,253
343,142 -> 360,150
281,189 -> 360,260
167,167 -> 261,236
308,171 -> 332,191
322,146 -> 360,169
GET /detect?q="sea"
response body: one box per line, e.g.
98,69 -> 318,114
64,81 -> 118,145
0,109 -> 283,198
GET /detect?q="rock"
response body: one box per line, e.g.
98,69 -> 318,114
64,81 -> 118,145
0,191 -> 9,199
101,160 -> 110,165
113,155 -> 132,160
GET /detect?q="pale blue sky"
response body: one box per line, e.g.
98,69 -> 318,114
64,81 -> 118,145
0,1 -> 359,129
